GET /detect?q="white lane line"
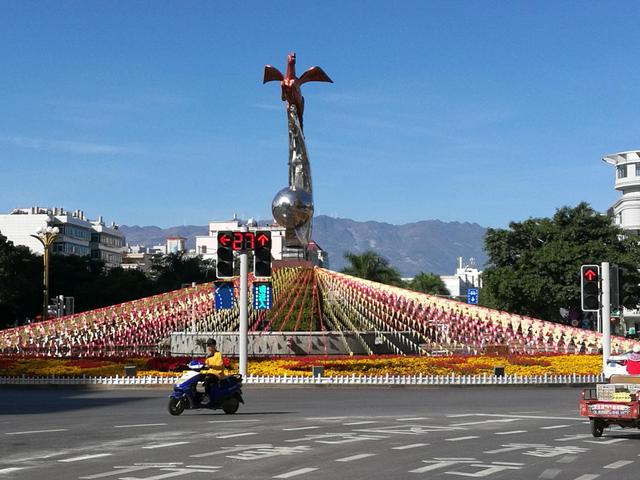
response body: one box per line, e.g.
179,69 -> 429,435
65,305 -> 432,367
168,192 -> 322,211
207,419 -> 260,423
336,453 -> 376,462
495,430 -> 527,435
446,436 -> 479,441
604,460 -> 634,469
451,418 -> 520,427
6,428 -> 68,435
541,425 -> 571,430
79,466 -> 154,479
396,417 -> 429,421
539,469 -> 561,479
392,443 -> 429,450
573,475 -> 599,480
143,441 -> 190,449
113,423 -> 167,428
273,467 -> 319,478
343,421 -> 377,425
216,432 -> 257,439
59,453 -> 113,463
583,438 -> 627,445
446,413 -> 582,421
283,426 -> 322,431
0,468 -> 24,475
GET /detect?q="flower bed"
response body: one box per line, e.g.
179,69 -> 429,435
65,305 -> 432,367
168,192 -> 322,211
0,354 -> 601,377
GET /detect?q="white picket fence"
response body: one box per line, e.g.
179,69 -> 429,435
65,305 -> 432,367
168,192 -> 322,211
0,373 -> 605,386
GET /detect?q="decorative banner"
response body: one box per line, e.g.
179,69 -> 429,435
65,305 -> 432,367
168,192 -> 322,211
253,282 -> 273,310
214,282 -> 235,310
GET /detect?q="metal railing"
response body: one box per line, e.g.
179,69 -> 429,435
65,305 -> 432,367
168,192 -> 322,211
0,373 -> 605,386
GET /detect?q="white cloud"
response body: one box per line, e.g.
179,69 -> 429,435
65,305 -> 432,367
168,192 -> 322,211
0,135 -> 144,156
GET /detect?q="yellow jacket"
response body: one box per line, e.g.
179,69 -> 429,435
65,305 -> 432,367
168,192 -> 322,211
203,351 -> 225,375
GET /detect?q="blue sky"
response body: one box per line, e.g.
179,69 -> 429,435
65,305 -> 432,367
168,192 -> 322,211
1,1 -> 639,228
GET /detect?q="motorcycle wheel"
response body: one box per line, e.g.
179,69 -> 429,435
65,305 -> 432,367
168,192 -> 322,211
222,396 -> 240,415
168,397 -> 186,416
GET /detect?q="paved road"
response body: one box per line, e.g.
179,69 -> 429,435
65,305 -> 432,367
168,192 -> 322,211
1,386 -> 638,480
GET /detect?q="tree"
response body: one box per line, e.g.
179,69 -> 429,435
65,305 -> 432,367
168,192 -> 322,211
481,202 -> 640,322
409,272 -> 450,296
0,233 -> 41,326
341,250 -> 403,286
151,252 -> 216,292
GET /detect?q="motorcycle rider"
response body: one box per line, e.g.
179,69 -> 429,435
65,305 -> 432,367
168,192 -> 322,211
201,338 -> 225,399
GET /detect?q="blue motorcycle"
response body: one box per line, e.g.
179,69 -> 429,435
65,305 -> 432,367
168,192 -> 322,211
168,360 -> 244,416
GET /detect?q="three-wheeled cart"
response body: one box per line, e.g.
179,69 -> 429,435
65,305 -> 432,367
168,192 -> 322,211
580,379 -> 640,437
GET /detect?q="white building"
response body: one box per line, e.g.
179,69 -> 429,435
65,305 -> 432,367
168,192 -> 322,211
603,151 -> 640,233
166,236 -> 187,254
603,151 -> 640,333
440,257 -> 483,297
0,207 -> 125,267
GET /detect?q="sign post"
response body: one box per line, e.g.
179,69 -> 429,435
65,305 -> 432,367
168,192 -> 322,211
239,225 -> 249,378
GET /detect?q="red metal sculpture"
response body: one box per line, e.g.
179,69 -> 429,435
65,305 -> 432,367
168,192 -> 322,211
263,52 -> 333,130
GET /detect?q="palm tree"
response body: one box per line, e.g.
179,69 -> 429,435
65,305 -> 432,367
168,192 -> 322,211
409,272 -> 450,296
341,251 -> 403,286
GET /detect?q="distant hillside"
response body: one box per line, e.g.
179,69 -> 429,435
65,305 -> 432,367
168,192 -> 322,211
313,215 -> 487,276
119,216 -> 487,276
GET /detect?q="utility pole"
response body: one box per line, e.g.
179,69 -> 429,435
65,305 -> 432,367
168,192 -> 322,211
601,262 -> 611,371
239,225 -> 249,377
31,225 -> 59,321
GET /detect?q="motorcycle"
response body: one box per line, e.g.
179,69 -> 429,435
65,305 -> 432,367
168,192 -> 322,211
168,360 -> 244,416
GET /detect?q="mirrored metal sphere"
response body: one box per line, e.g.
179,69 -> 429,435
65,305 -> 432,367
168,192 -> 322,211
272,187 -> 314,229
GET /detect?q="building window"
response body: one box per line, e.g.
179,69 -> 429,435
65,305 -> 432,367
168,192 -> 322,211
618,165 -> 628,179
635,164 -> 640,177
200,245 -> 207,254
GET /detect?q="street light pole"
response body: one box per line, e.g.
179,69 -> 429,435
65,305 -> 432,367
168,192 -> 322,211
31,226 -> 60,321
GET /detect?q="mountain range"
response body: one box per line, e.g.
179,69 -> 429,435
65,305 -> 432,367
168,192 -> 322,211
119,215 -> 488,276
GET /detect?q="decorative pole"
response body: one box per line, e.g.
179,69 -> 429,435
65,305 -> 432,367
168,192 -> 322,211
31,226 -> 60,321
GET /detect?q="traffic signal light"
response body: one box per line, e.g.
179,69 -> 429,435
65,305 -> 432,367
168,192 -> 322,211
581,265 -> 600,312
610,265 -> 623,310
216,231 -> 234,278
254,231 -> 272,277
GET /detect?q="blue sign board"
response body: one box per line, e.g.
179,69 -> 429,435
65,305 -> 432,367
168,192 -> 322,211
467,288 -> 479,305
214,282 -> 235,310
253,282 -> 273,310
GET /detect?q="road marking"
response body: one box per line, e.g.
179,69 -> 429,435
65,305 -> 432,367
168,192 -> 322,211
573,475 -> 599,480
283,426 -> 322,431
446,413 -> 582,421
343,421 -> 377,425
555,434 -> 592,442
397,417 -> 429,421
451,419 -> 519,427
0,468 -> 24,475
541,425 -> 571,430
114,423 -> 167,428
539,469 -> 562,479
273,467 -> 319,478
446,436 -> 479,441
78,463 -> 182,480
495,430 -> 527,435
143,442 -> 190,449
604,460 -> 634,469
59,453 -> 113,463
336,453 -> 376,462
392,443 -> 429,450
216,432 -> 257,439
6,428 -> 68,435
191,444 -> 272,458
207,419 -> 260,423
583,438 -> 627,445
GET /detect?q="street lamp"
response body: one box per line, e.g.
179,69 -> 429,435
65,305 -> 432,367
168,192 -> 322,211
31,226 -> 60,321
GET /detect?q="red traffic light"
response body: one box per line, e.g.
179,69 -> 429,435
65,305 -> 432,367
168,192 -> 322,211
583,268 -> 598,281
